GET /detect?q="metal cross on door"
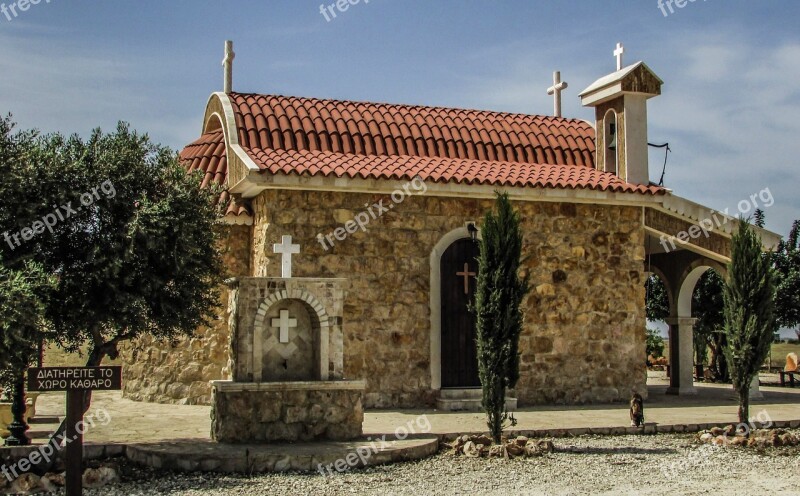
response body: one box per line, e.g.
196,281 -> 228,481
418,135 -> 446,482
456,263 -> 476,295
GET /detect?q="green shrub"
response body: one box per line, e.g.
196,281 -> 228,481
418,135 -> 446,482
646,328 -> 665,358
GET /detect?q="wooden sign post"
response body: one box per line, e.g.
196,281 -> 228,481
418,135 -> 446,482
27,366 -> 122,496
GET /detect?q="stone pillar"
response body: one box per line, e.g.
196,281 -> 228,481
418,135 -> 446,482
665,317 -> 697,395
749,374 -> 763,399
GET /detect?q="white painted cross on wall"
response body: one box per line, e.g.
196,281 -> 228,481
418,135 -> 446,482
273,235 -> 300,279
271,309 -> 298,344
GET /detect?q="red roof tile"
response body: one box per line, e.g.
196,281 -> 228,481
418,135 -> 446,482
181,130 -> 227,189
245,147 -> 663,195
180,131 -> 251,217
229,93 -> 596,167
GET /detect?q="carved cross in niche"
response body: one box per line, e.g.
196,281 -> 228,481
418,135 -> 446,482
271,309 -> 298,344
456,263 -> 476,295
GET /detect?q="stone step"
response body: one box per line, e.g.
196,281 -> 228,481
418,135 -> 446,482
439,388 -> 483,400
125,437 -> 440,473
436,394 -> 517,412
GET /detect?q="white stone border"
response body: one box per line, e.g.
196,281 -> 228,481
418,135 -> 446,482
429,225 -> 482,391
203,92 -> 261,173
252,289 -> 331,381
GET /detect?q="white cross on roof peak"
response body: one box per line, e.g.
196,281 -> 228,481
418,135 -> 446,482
614,43 -> 625,71
546,71 -> 568,118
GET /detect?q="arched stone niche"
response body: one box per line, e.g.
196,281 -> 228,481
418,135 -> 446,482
226,277 -> 346,383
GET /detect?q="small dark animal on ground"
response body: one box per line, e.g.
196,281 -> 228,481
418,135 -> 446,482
630,392 -> 644,427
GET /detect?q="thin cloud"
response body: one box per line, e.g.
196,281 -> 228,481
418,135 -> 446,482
0,29 -> 200,149
452,29 -> 800,234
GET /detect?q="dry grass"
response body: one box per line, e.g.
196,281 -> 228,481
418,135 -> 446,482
653,339 -> 799,370
41,343 -> 122,367
770,342 -> 800,369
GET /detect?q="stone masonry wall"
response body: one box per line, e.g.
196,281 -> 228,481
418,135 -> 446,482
250,189 -> 648,408
211,383 -> 364,443
120,187 -> 647,408
120,224 -> 251,405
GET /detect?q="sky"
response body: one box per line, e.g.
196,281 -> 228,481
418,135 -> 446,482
1,0 -> 799,239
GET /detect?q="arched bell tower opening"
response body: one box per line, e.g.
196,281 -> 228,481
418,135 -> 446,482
604,109 -> 618,176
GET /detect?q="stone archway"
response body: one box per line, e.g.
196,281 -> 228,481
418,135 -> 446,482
648,251 -> 727,395
667,264 -> 712,395
440,238 -> 480,388
429,225 -> 481,391
669,259 -> 732,395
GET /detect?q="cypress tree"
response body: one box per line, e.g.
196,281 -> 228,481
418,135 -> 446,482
474,191 -> 529,443
723,218 -> 777,424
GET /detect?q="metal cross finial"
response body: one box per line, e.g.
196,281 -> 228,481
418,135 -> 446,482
547,71 -> 569,118
273,235 -> 300,279
614,42 -> 625,71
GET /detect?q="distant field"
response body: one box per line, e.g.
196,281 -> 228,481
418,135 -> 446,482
771,342 -> 800,368
661,339 -> 799,369
41,343 -> 122,367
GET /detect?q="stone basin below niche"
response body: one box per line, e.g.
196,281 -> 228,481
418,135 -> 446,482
210,380 -> 366,443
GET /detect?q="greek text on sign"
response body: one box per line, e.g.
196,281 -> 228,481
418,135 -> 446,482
27,367 -> 122,392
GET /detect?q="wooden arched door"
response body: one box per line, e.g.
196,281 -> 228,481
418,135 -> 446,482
440,238 -> 480,388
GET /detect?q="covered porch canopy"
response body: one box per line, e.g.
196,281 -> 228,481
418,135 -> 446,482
644,193 -> 781,395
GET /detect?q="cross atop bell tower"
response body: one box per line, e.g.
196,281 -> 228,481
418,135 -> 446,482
614,42 -> 625,71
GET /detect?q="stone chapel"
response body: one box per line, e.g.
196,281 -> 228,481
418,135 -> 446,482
121,43 -> 781,411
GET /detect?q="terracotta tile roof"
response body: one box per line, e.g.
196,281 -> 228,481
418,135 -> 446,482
180,131 -> 251,217
229,93 -> 596,167
180,93 -> 665,197
245,147 -> 663,195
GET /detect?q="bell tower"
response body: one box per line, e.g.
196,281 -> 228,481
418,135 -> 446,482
579,44 -> 663,185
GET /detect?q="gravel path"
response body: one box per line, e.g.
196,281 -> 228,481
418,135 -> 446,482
78,433 -> 799,496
